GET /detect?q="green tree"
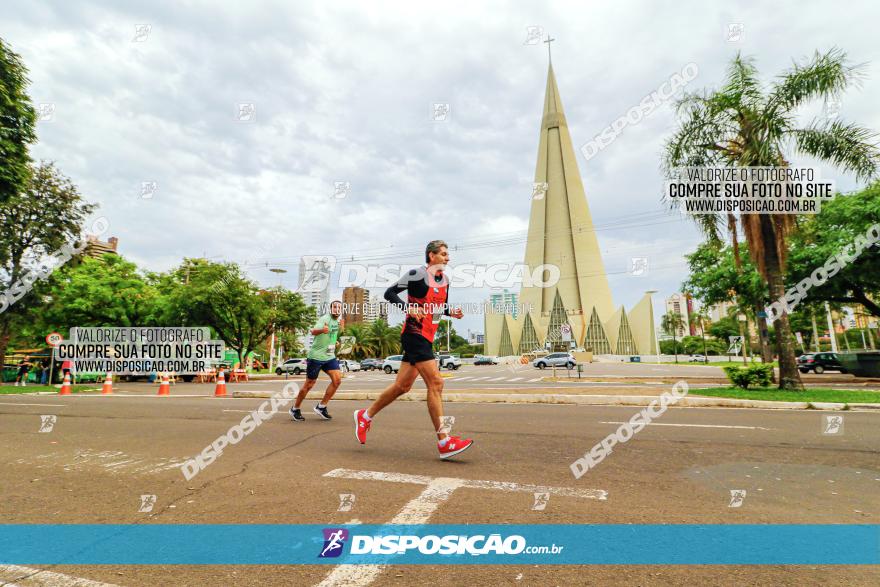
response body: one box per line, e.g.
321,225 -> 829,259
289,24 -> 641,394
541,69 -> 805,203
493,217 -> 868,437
0,162 -> 95,368
786,182 -> 880,316
339,322 -> 373,359
433,319 -> 467,352
363,319 -> 400,358
664,49 -> 880,389
661,311 -> 686,363
39,255 -> 159,330
159,259 -> 314,367
0,38 -> 37,205
682,243 -> 774,363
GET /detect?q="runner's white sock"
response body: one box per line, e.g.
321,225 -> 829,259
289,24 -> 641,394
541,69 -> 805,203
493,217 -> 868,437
362,411 -> 372,421
438,437 -> 449,447
317,403 -> 326,409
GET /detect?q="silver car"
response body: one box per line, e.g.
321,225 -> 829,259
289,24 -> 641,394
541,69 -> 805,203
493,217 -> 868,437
532,352 -> 576,370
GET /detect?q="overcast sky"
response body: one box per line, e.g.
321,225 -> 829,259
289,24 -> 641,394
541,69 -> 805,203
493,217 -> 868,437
6,0 -> 880,335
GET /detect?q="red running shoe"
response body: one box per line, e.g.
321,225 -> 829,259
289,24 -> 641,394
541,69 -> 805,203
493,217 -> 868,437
354,409 -> 371,444
438,435 -> 473,459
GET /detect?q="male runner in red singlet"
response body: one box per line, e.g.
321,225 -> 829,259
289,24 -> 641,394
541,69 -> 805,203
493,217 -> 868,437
353,240 -> 473,459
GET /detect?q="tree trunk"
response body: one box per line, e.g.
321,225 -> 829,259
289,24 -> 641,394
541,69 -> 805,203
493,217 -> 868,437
811,312 -> 821,352
754,311 -> 776,382
0,319 -> 11,381
760,222 -> 803,391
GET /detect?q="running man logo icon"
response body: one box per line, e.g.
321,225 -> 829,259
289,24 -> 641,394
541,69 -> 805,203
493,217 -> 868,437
299,256 -> 336,292
531,182 -> 549,200
728,489 -> 747,508
532,492 -> 549,511
138,494 -> 157,513
39,415 -> 57,433
438,416 -> 455,436
822,415 -> 844,435
338,494 -> 356,512
319,528 -> 349,558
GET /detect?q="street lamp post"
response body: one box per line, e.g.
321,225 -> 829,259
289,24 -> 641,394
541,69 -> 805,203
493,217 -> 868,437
268,268 -> 288,373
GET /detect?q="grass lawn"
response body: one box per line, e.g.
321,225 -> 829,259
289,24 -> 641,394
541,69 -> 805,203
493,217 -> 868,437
692,386 -> 880,404
0,384 -> 99,395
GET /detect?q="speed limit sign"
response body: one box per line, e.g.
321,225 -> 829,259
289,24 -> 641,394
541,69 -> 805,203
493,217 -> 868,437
45,332 -> 63,347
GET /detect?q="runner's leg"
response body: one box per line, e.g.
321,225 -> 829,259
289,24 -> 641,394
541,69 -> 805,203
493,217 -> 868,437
414,358 -> 446,440
294,378 -> 317,408
366,361 -> 419,418
320,369 -> 342,405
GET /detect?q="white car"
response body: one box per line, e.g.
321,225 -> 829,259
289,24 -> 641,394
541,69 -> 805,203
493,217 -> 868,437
340,359 -> 361,372
437,354 -> 461,370
382,355 -> 403,374
689,354 -> 708,363
532,352 -> 576,370
276,358 -> 308,375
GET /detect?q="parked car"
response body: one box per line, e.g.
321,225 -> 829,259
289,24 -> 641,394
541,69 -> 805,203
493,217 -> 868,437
340,359 -> 361,372
438,354 -> 461,370
276,358 -> 308,375
360,358 -> 382,371
474,355 -> 498,365
532,352 -> 576,370
382,355 -> 403,374
797,352 -> 847,374
689,354 -> 708,363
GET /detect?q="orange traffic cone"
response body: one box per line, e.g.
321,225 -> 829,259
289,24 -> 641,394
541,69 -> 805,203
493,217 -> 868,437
157,374 -> 171,396
58,372 -> 72,395
214,369 -> 227,397
101,372 -> 113,394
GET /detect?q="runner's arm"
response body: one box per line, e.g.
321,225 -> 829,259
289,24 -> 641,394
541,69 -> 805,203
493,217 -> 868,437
384,268 -> 429,311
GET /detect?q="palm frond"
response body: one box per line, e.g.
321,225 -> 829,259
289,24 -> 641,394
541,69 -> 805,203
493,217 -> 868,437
767,47 -> 863,113
791,119 -> 880,180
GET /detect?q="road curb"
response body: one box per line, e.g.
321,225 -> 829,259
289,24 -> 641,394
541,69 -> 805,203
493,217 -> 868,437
230,390 -> 876,411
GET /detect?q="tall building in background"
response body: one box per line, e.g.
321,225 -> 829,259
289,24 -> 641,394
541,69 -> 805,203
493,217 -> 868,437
342,286 -> 369,324
708,301 -> 736,323
663,293 -> 690,339
362,294 -> 388,324
84,236 -> 119,258
484,61 -> 657,357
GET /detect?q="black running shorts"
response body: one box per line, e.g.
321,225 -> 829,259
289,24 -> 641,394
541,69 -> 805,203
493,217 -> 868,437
401,332 -> 435,365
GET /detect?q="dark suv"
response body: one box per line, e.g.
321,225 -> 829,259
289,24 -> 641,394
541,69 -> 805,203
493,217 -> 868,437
797,352 -> 847,374
360,358 -> 382,371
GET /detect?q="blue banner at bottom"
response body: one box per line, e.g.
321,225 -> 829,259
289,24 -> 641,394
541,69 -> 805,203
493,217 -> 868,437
0,525 -> 877,565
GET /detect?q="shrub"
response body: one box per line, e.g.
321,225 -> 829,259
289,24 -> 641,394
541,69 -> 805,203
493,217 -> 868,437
723,364 -> 774,389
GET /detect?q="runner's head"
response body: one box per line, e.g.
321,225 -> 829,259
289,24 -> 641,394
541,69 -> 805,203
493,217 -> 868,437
329,300 -> 343,319
425,240 -> 449,267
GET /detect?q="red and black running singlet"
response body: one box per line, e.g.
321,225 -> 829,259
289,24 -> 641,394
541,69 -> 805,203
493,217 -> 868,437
384,265 -> 449,343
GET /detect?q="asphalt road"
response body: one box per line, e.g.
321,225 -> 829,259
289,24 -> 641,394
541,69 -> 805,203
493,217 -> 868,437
1,388 -> 878,586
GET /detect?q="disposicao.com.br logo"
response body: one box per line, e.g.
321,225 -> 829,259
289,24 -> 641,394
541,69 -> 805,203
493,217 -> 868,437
319,529 -> 563,557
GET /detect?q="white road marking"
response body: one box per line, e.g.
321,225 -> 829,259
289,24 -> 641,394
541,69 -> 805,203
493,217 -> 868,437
599,421 -> 772,430
0,403 -> 65,407
317,470 -> 604,586
528,377 -> 542,382
487,377 -> 507,382
0,565 -> 119,586
508,377 -> 523,382
468,377 -> 489,381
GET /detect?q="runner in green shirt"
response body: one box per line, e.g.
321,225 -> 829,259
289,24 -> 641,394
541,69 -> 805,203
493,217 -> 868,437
291,300 -> 345,421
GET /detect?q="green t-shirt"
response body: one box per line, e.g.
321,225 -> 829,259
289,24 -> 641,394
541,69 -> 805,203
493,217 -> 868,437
307,314 -> 340,361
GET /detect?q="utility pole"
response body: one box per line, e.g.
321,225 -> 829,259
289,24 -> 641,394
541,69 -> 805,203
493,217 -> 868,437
825,302 -> 838,353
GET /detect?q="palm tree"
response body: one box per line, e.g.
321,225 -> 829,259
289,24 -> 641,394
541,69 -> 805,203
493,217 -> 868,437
661,311 -> 686,363
339,322 -> 373,359
363,319 -> 400,358
664,49 -> 880,389
690,308 -> 710,361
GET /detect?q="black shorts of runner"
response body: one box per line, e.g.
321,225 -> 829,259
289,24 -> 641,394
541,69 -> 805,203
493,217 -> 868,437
401,332 -> 435,365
